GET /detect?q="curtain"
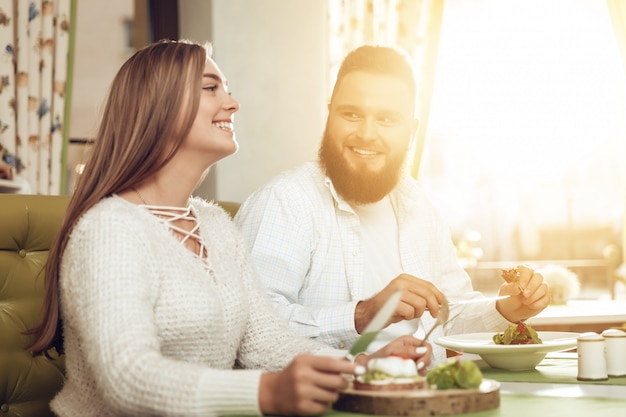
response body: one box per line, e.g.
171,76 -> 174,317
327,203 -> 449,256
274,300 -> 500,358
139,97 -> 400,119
605,0 -> 626,266
327,0 -> 445,178
0,0 -> 74,195
607,0 -> 626,75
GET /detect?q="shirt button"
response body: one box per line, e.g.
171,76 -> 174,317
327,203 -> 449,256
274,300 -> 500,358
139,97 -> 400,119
338,342 -> 346,349
352,250 -> 359,256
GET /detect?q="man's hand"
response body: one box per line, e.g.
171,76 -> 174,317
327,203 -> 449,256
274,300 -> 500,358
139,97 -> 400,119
354,274 -> 444,334
258,355 -> 354,416
496,264 -> 550,323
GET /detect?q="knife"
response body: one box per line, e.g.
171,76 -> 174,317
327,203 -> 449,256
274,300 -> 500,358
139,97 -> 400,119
346,289 -> 403,361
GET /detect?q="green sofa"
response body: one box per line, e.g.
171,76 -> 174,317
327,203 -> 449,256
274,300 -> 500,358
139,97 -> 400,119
0,194 -> 240,417
0,194 -> 68,417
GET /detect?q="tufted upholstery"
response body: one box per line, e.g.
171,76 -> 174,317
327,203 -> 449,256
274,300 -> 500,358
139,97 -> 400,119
216,200 -> 241,219
0,194 -> 240,416
0,194 -> 68,417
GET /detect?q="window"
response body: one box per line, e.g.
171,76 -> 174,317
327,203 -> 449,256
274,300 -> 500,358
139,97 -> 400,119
419,0 -> 626,297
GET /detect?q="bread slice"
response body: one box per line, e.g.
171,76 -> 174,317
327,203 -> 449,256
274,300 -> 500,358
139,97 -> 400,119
353,379 -> 425,391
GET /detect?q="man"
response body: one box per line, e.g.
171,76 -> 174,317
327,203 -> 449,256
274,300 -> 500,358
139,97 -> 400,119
234,45 -> 550,362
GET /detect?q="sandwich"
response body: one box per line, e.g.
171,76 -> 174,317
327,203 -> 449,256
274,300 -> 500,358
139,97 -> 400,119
354,355 -> 425,391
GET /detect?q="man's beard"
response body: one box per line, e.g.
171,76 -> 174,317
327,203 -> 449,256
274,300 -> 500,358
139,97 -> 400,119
318,128 -> 407,205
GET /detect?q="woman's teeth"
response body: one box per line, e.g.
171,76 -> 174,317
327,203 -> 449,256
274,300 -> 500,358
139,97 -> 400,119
213,121 -> 233,131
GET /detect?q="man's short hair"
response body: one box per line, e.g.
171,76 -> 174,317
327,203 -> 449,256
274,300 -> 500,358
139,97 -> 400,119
330,45 -> 417,105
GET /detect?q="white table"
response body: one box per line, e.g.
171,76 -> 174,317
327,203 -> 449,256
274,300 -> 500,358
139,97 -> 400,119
531,300 -> 626,333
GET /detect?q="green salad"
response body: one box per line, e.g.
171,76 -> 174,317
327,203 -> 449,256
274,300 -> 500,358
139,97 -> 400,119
493,322 -> 542,345
426,358 -> 482,390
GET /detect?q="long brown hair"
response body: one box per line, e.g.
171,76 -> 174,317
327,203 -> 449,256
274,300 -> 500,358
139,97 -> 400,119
27,39 -> 209,355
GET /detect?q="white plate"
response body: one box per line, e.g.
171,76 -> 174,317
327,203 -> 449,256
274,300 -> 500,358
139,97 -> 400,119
435,331 -> 579,371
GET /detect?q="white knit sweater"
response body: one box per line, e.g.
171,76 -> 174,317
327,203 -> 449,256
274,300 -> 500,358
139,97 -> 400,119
52,196 -> 335,417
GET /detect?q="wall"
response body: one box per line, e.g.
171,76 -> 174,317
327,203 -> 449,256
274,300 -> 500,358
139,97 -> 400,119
68,0 -> 328,203
66,0 -> 134,192
189,0 -> 329,203
70,0 -> 134,139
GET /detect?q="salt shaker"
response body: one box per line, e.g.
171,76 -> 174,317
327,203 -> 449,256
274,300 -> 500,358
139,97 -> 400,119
577,332 -> 608,381
602,328 -> 626,377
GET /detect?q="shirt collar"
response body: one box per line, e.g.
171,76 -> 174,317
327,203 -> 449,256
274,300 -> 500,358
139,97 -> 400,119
322,174 -> 355,213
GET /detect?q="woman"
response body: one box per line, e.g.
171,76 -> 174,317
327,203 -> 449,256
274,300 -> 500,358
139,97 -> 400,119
27,40 -> 430,416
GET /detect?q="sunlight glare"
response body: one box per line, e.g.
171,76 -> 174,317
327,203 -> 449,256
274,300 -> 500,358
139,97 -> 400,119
429,0 -> 626,179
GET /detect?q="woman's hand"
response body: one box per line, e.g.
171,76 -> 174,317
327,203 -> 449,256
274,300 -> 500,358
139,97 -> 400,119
258,354 -> 355,416
496,264 -> 551,323
367,335 -> 433,376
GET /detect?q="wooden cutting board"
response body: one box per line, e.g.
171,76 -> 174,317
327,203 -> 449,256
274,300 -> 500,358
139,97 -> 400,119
333,379 -> 500,416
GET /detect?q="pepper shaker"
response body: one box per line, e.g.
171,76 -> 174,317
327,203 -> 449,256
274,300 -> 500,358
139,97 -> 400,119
577,332 -> 608,381
602,328 -> 626,377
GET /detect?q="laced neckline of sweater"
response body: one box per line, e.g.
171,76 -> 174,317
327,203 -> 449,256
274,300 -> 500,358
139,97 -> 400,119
137,202 -> 212,270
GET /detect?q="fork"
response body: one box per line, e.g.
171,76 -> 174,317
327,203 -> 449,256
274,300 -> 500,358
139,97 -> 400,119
418,295 -> 450,346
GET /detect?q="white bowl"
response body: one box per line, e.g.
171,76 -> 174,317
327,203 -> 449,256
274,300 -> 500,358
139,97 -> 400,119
435,331 -> 579,371
479,351 -> 548,370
